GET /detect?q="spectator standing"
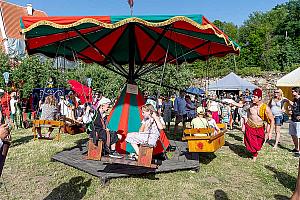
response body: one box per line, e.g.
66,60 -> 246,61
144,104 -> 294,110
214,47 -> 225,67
286,87 -> 300,155
268,88 -> 287,148
173,90 -> 187,137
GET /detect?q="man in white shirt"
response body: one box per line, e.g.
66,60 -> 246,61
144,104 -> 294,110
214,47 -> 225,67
58,96 -> 69,116
9,92 -> 18,123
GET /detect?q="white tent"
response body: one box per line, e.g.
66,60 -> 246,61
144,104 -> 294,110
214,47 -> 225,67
277,67 -> 300,100
277,67 -> 300,87
208,72 -> 257,91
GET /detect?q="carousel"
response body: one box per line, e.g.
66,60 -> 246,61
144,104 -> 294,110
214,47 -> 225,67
20,14 -> 240,183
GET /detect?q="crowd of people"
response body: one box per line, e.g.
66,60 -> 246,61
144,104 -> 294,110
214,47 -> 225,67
1,85 -> 300,163
144,86 -> 300,162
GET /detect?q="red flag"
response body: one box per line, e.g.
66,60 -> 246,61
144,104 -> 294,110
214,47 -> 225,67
128,0 -> 134,8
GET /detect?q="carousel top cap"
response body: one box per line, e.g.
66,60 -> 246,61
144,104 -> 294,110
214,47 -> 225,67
99,97 -> 111,105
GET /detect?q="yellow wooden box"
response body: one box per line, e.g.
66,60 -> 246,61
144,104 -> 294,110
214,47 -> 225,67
182,124 -> 226,153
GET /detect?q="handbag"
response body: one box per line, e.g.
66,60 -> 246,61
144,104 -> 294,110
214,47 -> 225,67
282,112 -> 289,123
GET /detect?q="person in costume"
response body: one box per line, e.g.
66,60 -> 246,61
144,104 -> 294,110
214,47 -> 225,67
234,88 -> 274,162
83,97 -> 122,158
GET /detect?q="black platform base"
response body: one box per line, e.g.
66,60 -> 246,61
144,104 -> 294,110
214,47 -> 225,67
52,140 -> 200,185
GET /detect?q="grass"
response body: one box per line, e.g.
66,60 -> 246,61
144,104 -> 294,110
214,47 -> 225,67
0,125 -> 298,200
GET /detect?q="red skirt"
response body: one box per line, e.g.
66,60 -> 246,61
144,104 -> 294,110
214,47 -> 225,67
212,111 -> 220,123
244,122 -> 265,157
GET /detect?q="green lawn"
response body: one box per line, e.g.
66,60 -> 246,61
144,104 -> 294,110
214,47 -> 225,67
1,125 -> 298,200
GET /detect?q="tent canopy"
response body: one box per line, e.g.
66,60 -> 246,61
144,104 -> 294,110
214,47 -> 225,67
276,67 -> 300,100
186,87 -> 205,95
208,72 -> 257,91
277,67 -> 300,87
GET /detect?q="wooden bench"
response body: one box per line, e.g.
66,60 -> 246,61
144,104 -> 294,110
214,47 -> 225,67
32,120 -> 65,141
182,123 -> 227,153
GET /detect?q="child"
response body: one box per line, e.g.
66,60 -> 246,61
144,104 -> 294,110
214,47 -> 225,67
191,107 -> 209,129
125,104 -> 164,160
206,111 -> 220,135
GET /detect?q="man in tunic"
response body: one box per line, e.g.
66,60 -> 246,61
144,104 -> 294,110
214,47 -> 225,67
235,88 -> 274,161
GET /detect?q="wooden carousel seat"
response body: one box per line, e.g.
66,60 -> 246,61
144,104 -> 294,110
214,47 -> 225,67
182,124 -> 227,153
32,120 -> 65,141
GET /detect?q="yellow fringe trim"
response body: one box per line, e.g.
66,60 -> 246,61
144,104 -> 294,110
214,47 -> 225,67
246,118 -> 264,128
22,16 -> 240,52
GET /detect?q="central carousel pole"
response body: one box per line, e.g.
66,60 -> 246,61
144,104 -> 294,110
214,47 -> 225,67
128,23 -> 136,83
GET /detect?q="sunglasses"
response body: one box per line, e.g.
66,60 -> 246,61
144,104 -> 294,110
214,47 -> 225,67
274,91 -> 279,93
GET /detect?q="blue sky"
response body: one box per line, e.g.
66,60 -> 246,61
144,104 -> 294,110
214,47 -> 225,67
10,0 -> 289,26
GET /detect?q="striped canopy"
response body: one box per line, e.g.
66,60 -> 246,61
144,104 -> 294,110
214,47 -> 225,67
107,84 -> 169,154
21,15 -> 240,81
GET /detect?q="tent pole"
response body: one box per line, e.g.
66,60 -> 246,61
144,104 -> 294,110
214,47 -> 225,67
128,23 -> 135,83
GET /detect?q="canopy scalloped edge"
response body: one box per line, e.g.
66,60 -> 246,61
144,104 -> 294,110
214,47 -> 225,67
21,16 -> 240,52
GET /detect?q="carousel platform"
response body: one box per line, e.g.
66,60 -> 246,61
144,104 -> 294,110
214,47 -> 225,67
52,140 -> 200,185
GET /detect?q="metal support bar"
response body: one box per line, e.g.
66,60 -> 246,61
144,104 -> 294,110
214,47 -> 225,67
73,28 -> 128,76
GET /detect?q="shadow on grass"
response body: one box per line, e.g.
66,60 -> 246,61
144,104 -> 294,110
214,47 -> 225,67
44,176 -> 92,200
277,143 -> 292,152
265,165 -> 296,192
225,141 -> 251,158
62,138 -> 89,152
11,135 -> 34,147
199,153 -> 217,164
226,132 -> 243,142
274,194 -> 290,200
214,189 -> 229,200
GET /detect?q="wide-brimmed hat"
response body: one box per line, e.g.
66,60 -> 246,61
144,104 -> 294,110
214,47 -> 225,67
99,97 -> 111,105
197,106 -> 205,114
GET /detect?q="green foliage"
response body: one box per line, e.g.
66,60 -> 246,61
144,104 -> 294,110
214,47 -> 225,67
138,63 -> 194,95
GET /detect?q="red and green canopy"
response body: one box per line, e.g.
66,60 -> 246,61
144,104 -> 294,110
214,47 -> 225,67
21,15 -> 239,154
21,14 -> 240,81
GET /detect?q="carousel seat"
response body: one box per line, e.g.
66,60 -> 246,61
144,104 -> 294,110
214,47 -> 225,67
182,124 -> 227,153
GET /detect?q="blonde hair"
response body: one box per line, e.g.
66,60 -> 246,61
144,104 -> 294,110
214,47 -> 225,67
142,104 -> 157,114
45,95 -> 57,106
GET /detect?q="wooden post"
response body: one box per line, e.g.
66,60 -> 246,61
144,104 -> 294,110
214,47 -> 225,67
86,139 -> 103,161
137,145 -> 153,167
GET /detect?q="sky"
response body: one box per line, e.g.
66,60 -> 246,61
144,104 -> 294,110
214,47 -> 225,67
9,0 -> 290,26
